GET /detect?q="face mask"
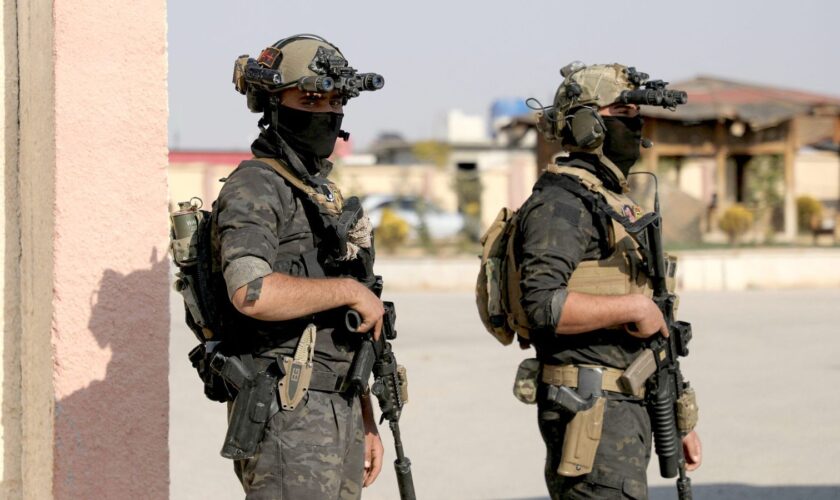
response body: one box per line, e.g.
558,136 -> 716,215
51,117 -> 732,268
274,104 -> 344,158
602,116 -> 643,176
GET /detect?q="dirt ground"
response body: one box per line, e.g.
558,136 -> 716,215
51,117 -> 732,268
170,289 -> 840,500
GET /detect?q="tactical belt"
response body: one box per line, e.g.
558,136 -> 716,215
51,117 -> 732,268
542,364 -> 644,398
255,354 -> 349,394
307,370 -> 348,393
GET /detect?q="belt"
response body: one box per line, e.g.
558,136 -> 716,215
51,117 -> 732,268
541,364 -> 645,398
255,354 -> 350,394
308,370 -> 348,393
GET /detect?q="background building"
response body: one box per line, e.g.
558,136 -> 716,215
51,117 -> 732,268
533,76 -> 840,244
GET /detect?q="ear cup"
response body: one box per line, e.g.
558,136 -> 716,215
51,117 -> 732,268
569,107 -> 606,148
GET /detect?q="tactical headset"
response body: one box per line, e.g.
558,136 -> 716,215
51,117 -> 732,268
565,107 -> 607,149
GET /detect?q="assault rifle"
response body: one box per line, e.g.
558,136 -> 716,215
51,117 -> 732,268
346,297 -> 416,500
620,174 -> 694,500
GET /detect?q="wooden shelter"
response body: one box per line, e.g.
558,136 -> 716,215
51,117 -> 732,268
535,77 -> 840,240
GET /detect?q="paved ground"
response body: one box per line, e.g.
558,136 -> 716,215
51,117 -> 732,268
170,289 -> 840,500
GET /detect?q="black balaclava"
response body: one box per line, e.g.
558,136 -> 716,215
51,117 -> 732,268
273,104 -> 344,159
602,116 -> 643,176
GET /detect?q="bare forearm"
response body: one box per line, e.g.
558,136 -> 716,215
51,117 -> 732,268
232,273 -> 358,321
555,291 -> 644,334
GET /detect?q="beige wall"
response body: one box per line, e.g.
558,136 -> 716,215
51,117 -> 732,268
14,1 -> 56,497
169,156 -> 538,234
167,162 -> 236,212
795,150 -> 840,207
1,1 -> 20,496
2,2 -> 170,499
339,164 -> 459,211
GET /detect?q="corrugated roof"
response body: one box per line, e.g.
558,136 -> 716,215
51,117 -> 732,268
642,76 -> 840,129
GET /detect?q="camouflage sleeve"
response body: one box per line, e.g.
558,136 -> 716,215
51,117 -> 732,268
216,164 -> 286,298
518,188 -> 594,331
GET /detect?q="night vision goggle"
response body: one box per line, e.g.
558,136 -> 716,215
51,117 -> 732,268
619,67 -> 687,110
233,47 -> 384,100
559,61 -> 687,111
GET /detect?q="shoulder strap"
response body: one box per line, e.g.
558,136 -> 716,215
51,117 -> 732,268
546,164 -> 604,192
544,166 -> 637,230
250,157 -> 345,215
240,158 -> 374,283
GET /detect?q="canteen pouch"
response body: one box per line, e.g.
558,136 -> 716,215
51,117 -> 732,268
557,396 -> 606,477
513,358 -> 540,404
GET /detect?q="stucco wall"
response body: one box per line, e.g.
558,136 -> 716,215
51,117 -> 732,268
2,1 -> 169,499
51,1 -> 170,498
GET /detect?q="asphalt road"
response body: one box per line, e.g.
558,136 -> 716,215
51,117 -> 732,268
170,289 -> 840,500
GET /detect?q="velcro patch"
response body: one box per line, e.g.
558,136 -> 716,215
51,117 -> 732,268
257,47 -> 282,69
245,277 -> 263,301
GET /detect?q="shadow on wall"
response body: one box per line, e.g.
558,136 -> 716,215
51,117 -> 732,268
501,483 -> 840,500
53,252 -> 170,499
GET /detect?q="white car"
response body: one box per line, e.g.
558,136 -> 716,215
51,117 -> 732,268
361,194 -> 465,240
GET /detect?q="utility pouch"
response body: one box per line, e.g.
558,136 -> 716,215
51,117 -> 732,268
397,365 -> 409,403
676,386 -> 699,433
557,396 -> 606,477
277,324 -> 316,411
513,358 -> 540,404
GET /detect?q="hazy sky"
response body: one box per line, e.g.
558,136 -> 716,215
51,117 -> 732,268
168,0 -> 840,151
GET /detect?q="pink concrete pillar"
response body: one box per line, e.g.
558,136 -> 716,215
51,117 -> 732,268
4,1 -> 169,498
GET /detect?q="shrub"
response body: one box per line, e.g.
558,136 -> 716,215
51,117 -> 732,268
718,204 -> 754,245
796,196 -> 823,232
376,207 -> 410,253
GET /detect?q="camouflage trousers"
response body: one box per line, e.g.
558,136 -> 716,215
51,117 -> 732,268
233,390 -> 365,500
538,392 -> 651,500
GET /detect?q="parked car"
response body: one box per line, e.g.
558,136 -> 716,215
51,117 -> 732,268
361,194 -> 465,240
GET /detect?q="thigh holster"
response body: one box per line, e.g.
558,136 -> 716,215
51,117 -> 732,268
541,364 -> 643,477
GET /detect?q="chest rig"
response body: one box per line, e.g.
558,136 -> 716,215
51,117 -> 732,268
477,163 -> 681,349
218,157 -> 374,285
543,164 -> 667,299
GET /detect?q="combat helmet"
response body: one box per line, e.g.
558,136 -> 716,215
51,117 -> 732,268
536,62 -> 686,187
233,34 -> 385,113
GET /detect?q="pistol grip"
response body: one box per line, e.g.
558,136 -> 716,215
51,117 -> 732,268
621,348 -> 657,395
546,385 -> 594,414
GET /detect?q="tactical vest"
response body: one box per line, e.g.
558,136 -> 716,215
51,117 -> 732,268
171,156 -> 373,401
210,157 -> 375,339
546,164 -> 658,298
477,164 -> 675,347
215,158 -> 354,280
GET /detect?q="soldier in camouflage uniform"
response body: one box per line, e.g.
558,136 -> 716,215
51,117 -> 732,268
516,63 -> 702,499
214,35 -> 386,499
